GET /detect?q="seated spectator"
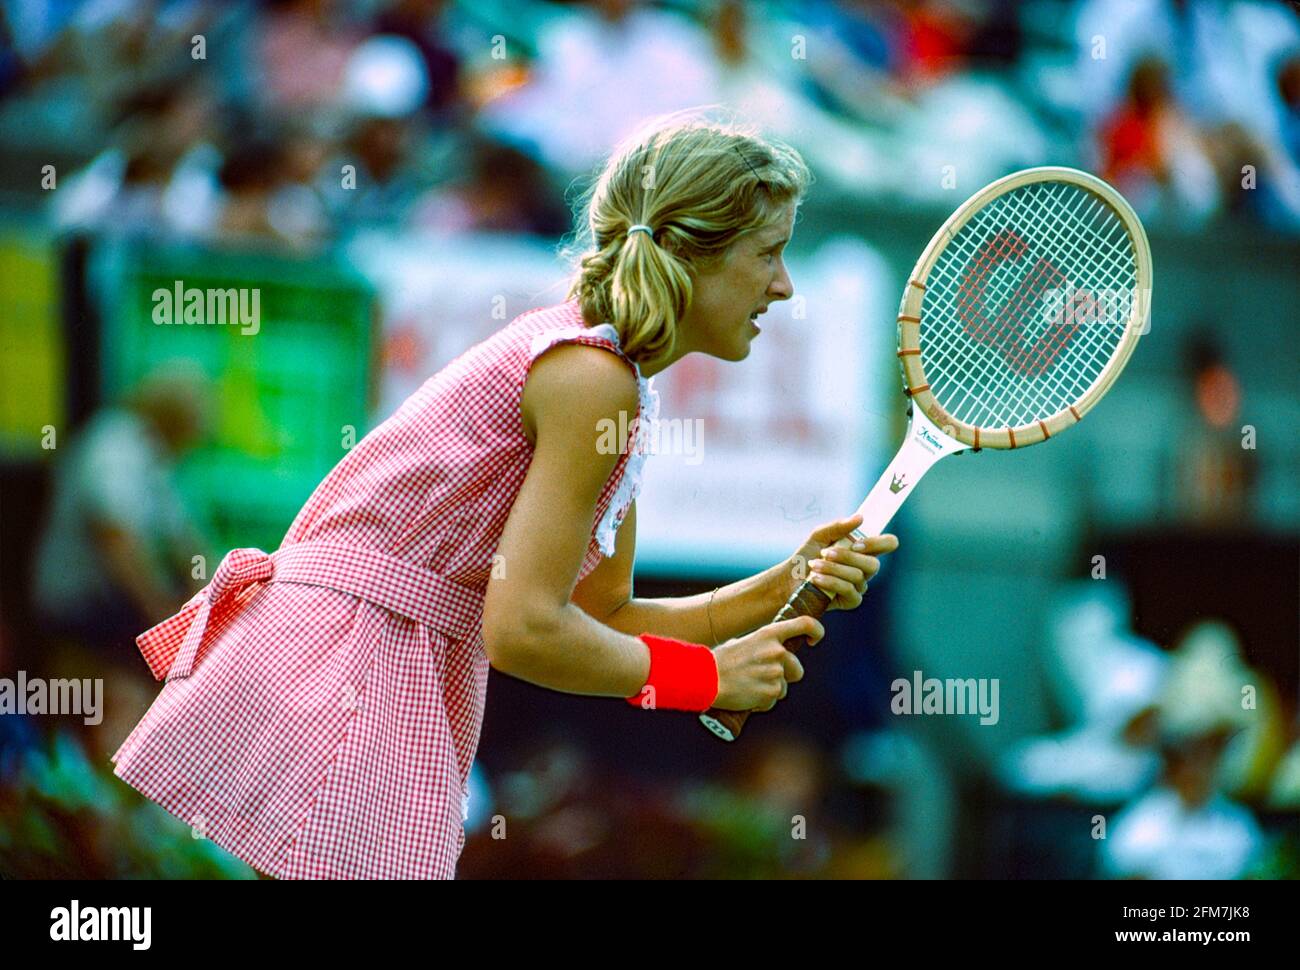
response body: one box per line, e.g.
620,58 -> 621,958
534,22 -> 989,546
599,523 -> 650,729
997,583 -> 1166,804
371,0 -> 463,116
1100,622 -> 1266,880
52,75 -> 221,240
411,136 -> 569,236
31,364 -> 213,667
1099,55 -> 1219,226
255,0 -> 362,114
213,136 -> 286,243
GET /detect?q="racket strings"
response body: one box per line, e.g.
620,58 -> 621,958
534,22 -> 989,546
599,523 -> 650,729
956,230 -> 1073,375
920,180 -> 1137,430
995,186 -> 1133,418
936,184 -> 1131,424
1006,187 -> 1133,416
930,183 -> 1112,418
924,189 -> 1085,422
966,185 -> 1124,420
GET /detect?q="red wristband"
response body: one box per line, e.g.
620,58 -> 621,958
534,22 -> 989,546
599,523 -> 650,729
626,634 -> 719,712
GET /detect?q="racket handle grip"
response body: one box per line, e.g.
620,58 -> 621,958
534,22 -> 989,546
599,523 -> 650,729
698,579 -> 835,742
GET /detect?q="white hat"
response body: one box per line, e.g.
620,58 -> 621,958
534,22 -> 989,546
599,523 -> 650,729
342,35 -> 430,119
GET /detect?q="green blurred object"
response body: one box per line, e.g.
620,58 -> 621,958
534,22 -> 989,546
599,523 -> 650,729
93,240 -> 376,553
0,224 -> 64,457
0,726 -> 256,879
677,783 -> 810,878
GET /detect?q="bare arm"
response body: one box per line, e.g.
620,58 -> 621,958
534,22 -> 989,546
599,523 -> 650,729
570,500 -> 794,645
482,342 -> 827,714
481,343 -> 653,698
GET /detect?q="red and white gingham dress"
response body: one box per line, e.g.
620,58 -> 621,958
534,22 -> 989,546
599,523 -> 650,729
111,300 -> 659,879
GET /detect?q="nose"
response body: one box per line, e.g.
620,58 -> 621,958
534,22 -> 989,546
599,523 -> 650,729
769,260 -> 794,302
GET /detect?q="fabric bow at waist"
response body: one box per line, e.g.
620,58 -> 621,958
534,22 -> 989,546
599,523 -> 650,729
136,541 -> 484,682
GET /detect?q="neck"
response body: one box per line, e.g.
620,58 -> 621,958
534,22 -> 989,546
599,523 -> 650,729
584,306 -> 694,378
638,345 -> 689,378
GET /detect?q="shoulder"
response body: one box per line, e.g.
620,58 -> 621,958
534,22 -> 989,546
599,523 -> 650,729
522,340 -> 640,446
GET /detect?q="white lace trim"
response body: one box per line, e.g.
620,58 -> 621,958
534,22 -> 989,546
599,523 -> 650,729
527,323 -> 659,557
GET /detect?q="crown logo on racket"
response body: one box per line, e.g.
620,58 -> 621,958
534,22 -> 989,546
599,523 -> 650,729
890,473 -> 908,494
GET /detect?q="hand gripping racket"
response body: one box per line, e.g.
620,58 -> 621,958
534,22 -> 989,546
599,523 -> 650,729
700,166 -> 1153,742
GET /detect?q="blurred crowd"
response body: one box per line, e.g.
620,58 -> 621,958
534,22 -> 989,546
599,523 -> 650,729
1,0 -> 1298,879
1,0 -> 1298,245
996,584 -> 1297,879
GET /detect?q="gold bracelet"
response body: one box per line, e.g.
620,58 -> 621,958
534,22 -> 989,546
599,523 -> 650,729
707,586 -> 720,646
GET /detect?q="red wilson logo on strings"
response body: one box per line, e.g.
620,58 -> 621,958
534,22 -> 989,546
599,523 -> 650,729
955,229 -> 1130,378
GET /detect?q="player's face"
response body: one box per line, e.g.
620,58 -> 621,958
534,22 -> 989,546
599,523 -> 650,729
681,202 -> 796,361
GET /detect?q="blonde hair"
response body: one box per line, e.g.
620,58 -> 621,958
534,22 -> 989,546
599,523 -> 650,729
564,112 -> 812,370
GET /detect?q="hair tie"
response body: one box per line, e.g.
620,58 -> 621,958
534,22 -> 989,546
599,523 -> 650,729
627,224 -> 655,240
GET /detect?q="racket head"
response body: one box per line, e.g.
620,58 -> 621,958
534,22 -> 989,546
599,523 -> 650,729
897,167 -> 1152,450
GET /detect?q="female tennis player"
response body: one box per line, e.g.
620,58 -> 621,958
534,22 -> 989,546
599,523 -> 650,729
110,115 -> 899,879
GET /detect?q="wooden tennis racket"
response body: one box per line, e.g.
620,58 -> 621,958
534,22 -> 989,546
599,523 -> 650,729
700,166 -> 1153,742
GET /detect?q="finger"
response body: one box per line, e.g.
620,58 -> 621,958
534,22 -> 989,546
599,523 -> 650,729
806,513 -> 865,544
812,556 -> 874,584
781,651 -> 804,683
820,545 -> 882,571
771,615 -> 825,645
809,569 -> 860,602
810,552 -> 870,608
820,588 -> 863,614
821,551 -> 883,582
850,534 -> 899,555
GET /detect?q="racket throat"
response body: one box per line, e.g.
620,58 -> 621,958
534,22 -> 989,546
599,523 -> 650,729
851,408 -> 967,538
